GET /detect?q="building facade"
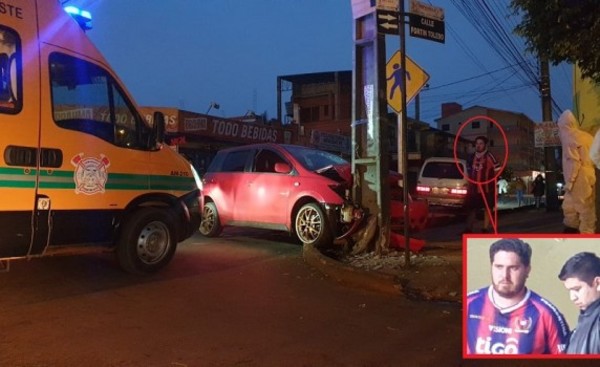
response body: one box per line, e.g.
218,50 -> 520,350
140,74 -> 536,193
435,102 -> 536,176
138,107 -> 297,175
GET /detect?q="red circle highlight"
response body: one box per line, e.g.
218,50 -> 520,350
452,115 -> 509,185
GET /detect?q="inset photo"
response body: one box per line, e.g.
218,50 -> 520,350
463,235 -> 600,359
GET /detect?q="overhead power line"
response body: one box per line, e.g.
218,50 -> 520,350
449,0 -> 565,118
426,62 -> 527,91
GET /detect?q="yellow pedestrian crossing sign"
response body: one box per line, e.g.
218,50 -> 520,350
386,51 -> 430,113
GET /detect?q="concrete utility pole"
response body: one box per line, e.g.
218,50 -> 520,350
398,0 -> 411,265
540,58 -> 559,211
351,11 -> 391,253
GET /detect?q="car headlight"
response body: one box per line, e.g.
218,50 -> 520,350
190,164 -> 203,191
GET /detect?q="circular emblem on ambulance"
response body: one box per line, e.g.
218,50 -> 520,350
71,153 -> 111,195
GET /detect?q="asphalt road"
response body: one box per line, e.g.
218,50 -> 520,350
2,224 -> 598,366
1,230 -> 462,367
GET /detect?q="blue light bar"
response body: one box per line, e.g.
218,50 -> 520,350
64,5 -> 93,30
63,5 -> 78,14
64,6 -> 92,20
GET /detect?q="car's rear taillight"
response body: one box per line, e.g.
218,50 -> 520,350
450,188 -> 467,195
416,185 -> 431,193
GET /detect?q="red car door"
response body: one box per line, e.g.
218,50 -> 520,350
234,148 -> 293,227
207,149 -> 253,224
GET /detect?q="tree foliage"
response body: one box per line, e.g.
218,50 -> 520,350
511,0 -> 600,84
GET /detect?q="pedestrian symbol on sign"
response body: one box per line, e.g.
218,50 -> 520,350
387,63 -> 411,100
385,51 -> 430,114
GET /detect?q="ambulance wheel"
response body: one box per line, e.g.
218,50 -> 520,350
117,207 -> 177,274
199,202 -> 222,237
295,202 -> 332,248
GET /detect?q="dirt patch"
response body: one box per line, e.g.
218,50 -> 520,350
337,250 -> 463,302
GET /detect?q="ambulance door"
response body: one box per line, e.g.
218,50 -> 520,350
0,2 -> 41,258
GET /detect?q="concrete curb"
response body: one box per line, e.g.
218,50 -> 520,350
302,243 -> 403,296
303,243 -> 461,303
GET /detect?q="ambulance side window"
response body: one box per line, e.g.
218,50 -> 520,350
49,52 -> 150,149
0,26 -> 22,114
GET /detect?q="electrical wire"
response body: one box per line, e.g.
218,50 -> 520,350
424,0 -> 533,117
450,0 -> 568,118
425,62 -> 527,91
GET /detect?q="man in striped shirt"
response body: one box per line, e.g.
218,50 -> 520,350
466,238 -> 570,355
463,136 -> 501,233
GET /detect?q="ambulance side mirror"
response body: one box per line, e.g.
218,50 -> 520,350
152,111 -> 165,145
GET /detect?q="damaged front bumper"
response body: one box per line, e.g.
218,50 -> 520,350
323,202 -> 365,241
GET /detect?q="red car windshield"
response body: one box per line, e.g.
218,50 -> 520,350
283,145 -> 348,171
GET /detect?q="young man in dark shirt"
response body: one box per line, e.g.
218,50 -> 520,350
558,251 -> 600,354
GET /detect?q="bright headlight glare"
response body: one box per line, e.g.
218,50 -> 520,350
190,164 -> 203,191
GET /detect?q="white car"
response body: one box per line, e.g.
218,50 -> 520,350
416,157 -> 469,208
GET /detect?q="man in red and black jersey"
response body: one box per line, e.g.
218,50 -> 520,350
463,136 -> 501,233
466,238 -> 570,355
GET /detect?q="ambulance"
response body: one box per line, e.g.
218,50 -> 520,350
0,1 -> 202,273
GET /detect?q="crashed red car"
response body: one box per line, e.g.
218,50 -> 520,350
199,143 -> 428,248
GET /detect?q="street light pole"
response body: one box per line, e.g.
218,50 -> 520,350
206,102 -> 220,115
540,57 -> 559,211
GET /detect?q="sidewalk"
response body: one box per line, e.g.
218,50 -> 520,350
303,196 -> 565,302
422,203 -> 564,244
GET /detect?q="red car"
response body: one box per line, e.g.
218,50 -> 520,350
199,143 -> 428,247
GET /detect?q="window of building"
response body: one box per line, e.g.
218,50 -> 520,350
311,106 -> 320,122
49,52 -> 149,149
408,131 -> 417,151
0,26 -> 22,114
300,107 -> 310,123
472,121 -> 480,129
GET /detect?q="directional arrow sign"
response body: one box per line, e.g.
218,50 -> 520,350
376,10 -> 399,35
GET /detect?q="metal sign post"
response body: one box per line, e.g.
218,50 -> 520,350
398,0 -> 410,265
350,0 -> 442,259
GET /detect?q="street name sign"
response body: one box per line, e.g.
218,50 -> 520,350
408,0 -> 445,43
409,0 -> 444,20
408,14 -> 445,43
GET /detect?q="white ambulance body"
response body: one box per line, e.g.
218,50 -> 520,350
0,0 -> 202,273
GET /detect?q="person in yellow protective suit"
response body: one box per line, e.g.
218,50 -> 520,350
558,110 -> 596,233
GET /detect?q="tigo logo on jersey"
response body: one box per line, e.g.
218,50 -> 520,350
475,337 -> 519,354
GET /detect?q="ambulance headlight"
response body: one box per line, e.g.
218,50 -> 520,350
190,165 -> 203,191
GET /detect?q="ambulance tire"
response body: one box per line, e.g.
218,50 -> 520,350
117,207 -> 177,274
199,202 -> 222,237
